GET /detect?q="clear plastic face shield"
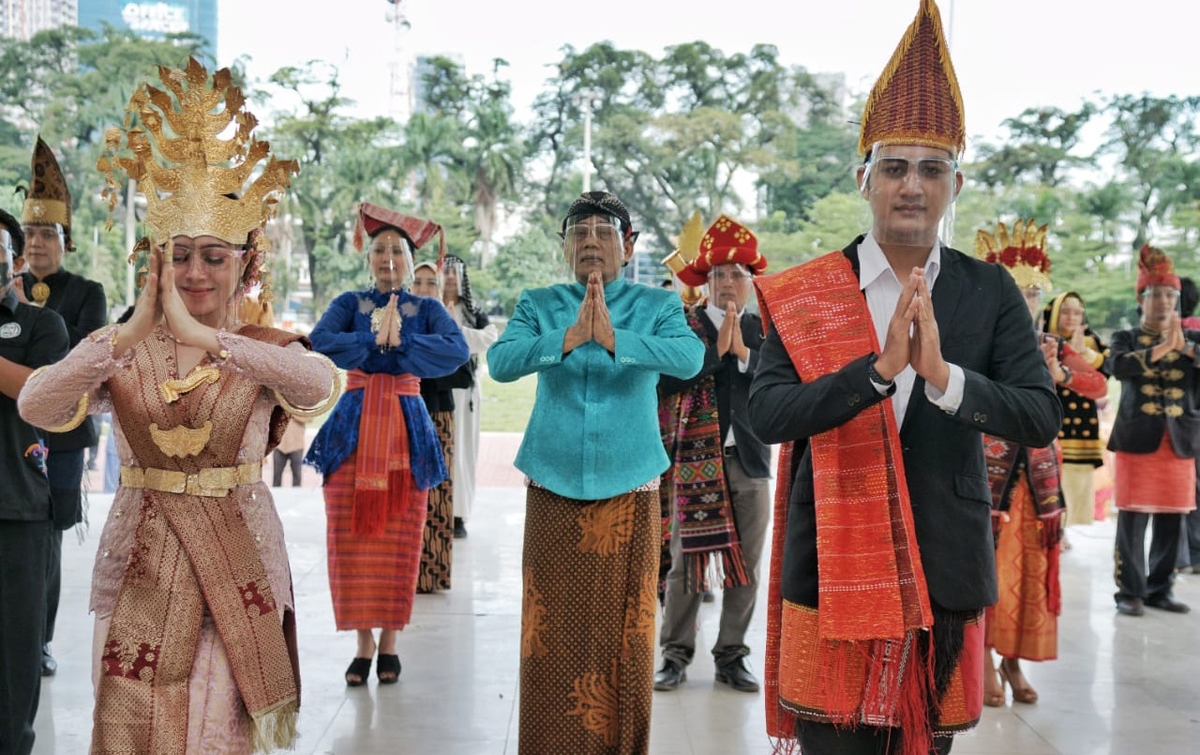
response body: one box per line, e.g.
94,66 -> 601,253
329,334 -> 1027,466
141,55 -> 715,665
1055,295 -> 1086,338
442,258 -> 464,302
706,263 -> 753,312
0,228 -> 15,296
410,262 -> 442,299
167,235 -> 249,329
368,230 -> 415,293
1139,284 -> 1181,331
21,223 -> 65,274
563,214 -> 629,284
1022,285 -> 1046,326
858,142 -> 961,252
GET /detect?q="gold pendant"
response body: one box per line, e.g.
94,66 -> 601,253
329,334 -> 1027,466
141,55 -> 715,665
31,281 -> 50,306
370,307 -> 386,333
160,366 -> 221,404
149,421 -> 213,458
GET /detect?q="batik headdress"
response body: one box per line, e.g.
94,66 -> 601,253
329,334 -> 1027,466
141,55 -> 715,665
1135,244 -> 1180,293
99,57 -> 299,303
858,0 -> 966,158
975,218 -> 1052,291
19,136 -> 74,251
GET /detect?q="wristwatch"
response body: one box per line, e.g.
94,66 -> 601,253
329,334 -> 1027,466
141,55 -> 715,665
868,356 -> 895,389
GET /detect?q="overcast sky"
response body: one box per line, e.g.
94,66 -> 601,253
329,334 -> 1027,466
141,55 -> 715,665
218,0 -> 1198,154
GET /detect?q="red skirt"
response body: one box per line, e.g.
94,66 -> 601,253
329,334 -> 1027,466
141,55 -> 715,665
324,455 -> 429,630
1114,432 -> 1196,514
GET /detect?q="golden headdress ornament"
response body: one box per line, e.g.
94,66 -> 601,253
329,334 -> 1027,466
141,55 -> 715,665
858,0 -> 966,157
99,58 -> 299,302
20,136 -> 74,251
975,218 -> 1052,291
661,211 -> 705,306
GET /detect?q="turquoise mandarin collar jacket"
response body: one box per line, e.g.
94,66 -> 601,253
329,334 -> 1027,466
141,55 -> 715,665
488,277 -> 704,500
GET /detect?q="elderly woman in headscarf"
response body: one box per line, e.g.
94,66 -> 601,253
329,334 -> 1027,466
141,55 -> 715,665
1042,291 -> 1108,531
441,253 -> 498,539
487,191 -> 703,755
303,203 -> 468,686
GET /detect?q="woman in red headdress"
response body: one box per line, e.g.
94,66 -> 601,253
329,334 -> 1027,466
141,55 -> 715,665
303,202 -> 469,685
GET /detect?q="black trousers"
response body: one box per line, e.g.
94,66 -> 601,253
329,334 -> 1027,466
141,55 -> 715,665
0,519 -> 51,755
45,448 -> 84,645
1114,510 -> 1183,601
796,720 -> 954,755
272,449 -> 303,487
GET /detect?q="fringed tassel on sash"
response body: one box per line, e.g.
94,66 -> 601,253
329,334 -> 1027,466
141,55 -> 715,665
249,699 -> 299,753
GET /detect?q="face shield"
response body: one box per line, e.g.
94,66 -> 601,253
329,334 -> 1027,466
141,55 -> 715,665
1139,284 -> 1181,330
368,233 -> 415,293
0,228 -> 14,296
706,263 -> 753,312
860,142 -> 961,251
410,262 -> 442,299
563,214 -> 627,284
442,258 -> 464,301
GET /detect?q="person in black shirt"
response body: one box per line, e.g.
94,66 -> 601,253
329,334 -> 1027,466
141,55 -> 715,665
0,207 -> 70,755
14,137 -> 108,675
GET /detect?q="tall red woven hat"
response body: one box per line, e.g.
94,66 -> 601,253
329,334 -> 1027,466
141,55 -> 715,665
352,201 -> 446,269
858,0 -> 966,158
1136,244 -> 1180,294
677,214 -> 766,287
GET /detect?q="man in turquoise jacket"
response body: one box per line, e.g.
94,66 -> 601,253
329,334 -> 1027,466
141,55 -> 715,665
488,191 -> 703,755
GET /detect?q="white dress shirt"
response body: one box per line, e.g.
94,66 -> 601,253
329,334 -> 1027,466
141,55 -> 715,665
857,233 -> 965,427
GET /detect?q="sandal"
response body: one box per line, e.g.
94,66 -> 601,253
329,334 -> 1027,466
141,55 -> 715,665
345,657 -> 372,687
983,669 -> 1005,707
377,653 -> 401,684
999,658 -> 1038,704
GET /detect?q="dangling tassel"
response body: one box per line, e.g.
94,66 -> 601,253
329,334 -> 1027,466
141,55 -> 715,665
249,698 -> 299,753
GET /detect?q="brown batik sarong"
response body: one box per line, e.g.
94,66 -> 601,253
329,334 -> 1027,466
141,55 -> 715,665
418,409 -> 455,593
518,486 -> 659,755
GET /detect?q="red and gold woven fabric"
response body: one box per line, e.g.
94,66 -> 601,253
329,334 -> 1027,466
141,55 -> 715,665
347,369 -> 421,537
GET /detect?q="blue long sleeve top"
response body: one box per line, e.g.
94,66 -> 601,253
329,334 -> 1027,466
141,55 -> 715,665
487,278 -> 704,500
305,288 -> 470,486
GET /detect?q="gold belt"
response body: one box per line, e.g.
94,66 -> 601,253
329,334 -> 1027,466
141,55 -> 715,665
120,462 -> 262,497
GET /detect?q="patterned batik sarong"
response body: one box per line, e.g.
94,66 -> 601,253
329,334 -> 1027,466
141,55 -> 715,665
418,409 -> 455,593
518,486 -> 659,755
986,473 -> 1059,662
325,454 -> 429,629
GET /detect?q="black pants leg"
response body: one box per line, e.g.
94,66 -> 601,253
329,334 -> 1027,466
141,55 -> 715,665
1114,510 -> 1150,601
43,528 -> 61,643
796,720 -> 954,755
0,519 -> 51,755
1147,513 -> 1183,600
272,449 -> 286,486
287,450 -> 303,486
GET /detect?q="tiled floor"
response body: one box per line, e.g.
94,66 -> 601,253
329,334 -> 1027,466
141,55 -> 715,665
33,436 -> 1200,754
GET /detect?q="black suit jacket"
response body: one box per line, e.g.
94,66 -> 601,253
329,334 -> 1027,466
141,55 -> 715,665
1106,326 -> 1200,457
748,238 -> 1061,612
659,307 -> 771,479
20,268 -> 107,451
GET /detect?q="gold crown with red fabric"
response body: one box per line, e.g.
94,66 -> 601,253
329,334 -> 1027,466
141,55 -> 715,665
858,0 -> 966,157
675,214 -> 766,287
1136,244 -> 1180,293
974,218 -> 1052,290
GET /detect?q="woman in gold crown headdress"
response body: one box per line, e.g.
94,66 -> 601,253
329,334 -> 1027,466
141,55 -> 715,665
19,59 -> 341,755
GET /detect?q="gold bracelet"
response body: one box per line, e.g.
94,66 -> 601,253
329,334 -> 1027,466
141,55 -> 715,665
43,393 -> 90,433
272,352 -> 343,420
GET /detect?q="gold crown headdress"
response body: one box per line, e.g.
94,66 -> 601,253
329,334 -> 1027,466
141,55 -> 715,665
661,211 -> 706,306
974,218 -> 1052,291
859,0 -> 966,157
99,58 -> 299,302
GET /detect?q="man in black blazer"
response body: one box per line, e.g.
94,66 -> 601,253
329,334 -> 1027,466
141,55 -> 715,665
14,137 -> 108,676
655,216 -> 771,694
1106,246 -> 1200,616
746,5 -> 1059,750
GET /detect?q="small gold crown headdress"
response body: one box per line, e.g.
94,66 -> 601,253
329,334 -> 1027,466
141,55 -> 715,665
661,211 -> 705,305
99,58 -> 299,301
975,218 -> 1052,291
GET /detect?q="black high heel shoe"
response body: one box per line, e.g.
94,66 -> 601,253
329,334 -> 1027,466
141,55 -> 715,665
345,657 -> 372,687
377,654 -> 401,684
